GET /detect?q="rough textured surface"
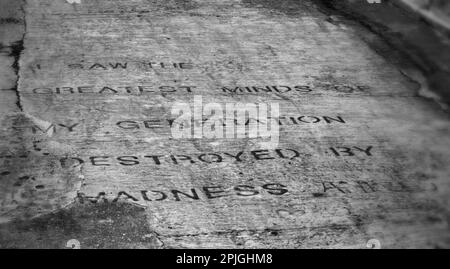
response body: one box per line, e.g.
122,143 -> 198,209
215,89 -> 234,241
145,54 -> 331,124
395,0 -> 450,34
324,0 -> 450,104
0,0 -> 450,248
0,202 -> 162,249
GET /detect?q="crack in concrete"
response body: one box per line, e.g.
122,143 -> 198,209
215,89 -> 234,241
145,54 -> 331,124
398,68 -> 449,110
150,231 -> 165,249
9,0 -> 26,112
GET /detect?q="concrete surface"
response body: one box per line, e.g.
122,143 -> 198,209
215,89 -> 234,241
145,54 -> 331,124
0,0 -> 450,248
325,0 -> 450,105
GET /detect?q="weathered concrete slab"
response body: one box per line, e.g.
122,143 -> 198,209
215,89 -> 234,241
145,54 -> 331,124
0,0 -> 450,248
395,0 -> 450,34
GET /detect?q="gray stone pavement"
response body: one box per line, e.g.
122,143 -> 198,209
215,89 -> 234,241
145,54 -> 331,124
0,0 -> 449,248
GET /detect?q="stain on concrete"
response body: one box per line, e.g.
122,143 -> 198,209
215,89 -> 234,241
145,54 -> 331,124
0,202 -> 162,249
